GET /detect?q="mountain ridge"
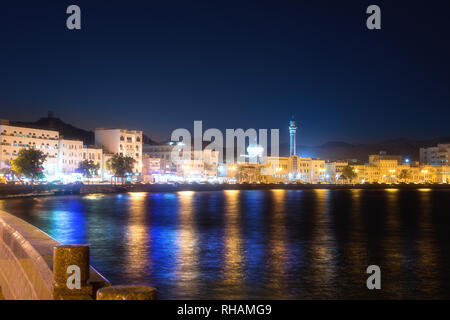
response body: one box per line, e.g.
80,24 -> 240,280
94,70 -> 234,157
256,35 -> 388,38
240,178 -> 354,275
10,116 -> 158,146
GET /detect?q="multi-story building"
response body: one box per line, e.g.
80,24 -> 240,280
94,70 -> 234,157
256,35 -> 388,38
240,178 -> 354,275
58,139 -> 83,174
58,139 -> 103,178
144,142 -> 219,179
177,159 -> 205,180
420,144 -> 450,165
325,160 -> 348,183
346,151 -> 408,183
142,155 -> 165,183
175,150 -> 219,181
310,159 -> 326,183
263,156 -> 291,182
261,155 -> 325,183
143,142 -> 178,173
101,153 -> 114,181
437,165 -> 450,183
0,120 -> 59,176
95,128 -> 143,174
296,157 -> 311,182
82,145 -> 103,177
347,150 -> 450,184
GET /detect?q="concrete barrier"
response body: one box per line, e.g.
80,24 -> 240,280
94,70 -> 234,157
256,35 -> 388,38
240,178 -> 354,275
97,285 -> 157,300
0,210 -> 110,300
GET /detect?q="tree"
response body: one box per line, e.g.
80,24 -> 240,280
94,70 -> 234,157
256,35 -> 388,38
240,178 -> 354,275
398,169 -> 411,183
77,160 -> 100,182
11,149 -> 47,183
106,154 -> 135,184
341,166 -> 357,184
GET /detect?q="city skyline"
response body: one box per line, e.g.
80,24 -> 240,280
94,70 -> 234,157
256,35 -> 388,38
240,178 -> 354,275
1,1 -> 450,304
1,1 -> 449,145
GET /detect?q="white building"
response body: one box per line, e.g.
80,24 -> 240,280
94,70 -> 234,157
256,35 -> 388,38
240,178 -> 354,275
83,146 -> 103,173
420,144 -> 450,165
0,120 -> 59,176
58,139 -> 103,179
58,139 -> 83,174
142,155 -> 165,183
95,128 -> 143,174
143,142 -> 177,173
175,149 -> 219,180
144,143 -> 219,179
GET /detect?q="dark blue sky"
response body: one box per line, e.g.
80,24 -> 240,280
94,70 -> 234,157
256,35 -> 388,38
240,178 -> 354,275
1,0 -> 449,145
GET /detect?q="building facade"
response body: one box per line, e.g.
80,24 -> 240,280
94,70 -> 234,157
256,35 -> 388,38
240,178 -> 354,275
420,144 -> 450,165
261,155 -> 325,183
0,120 -> 59,176
95,128 -> 143,174
58,139 -> 83,174
325,161 -> 348,183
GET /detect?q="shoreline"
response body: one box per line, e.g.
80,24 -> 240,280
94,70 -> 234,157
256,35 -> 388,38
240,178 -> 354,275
0,183 -> 449,200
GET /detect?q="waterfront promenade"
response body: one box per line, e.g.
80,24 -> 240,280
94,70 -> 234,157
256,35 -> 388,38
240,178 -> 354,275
1,182 -> 450,199
0,209 -> 158,300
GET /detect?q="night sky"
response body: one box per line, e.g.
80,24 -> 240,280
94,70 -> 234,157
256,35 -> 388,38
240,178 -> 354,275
1,0 -> 449,145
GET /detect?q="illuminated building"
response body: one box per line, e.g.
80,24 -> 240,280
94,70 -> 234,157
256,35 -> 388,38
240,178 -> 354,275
225,162 -> 262,183
58,139 -> 103,179
289,119 -> 297,156
83,146 -> 103,176
346,151 -> 449,184
101,153 -> 114,181
58,139 -> 83,174
420,144 -> 450,165
95,128 -> 143,174
437,166 -> 450,183
142,155 -> 165,183
143,142 -> 177,173
177,159 -> 205,180
144,143 -> 219,180
176,150 -> 219,181
310,159 -> 326,183
261,156 -> 325,183
0,120 -> 59,175
325,161 -> 348,183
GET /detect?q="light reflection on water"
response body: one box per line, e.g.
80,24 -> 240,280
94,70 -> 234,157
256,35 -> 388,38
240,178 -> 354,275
1,189 -> 450,299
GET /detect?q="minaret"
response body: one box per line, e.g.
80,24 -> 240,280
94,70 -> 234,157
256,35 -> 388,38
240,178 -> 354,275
289,119 -> 297,156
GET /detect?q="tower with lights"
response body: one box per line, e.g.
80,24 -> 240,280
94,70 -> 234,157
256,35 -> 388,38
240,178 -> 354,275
289,119 -> 297,156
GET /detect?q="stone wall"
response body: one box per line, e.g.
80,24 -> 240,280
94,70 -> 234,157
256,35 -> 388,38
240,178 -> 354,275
0,210 -> 109,300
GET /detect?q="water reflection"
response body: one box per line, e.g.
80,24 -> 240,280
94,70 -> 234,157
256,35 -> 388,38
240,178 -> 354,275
48,198 -> 87,244
382,188 -> 405,298
268,189 -> 289,298
1,189 -> 450,299
346,189 -> 368,294
175,191 -> 200,297
124,192 -> 151,281
221,190 -> 245,298
309,189 -> 337,298
416,188 -> 439,295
